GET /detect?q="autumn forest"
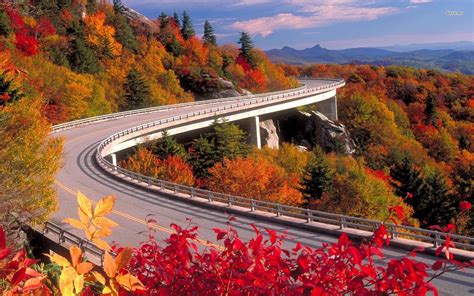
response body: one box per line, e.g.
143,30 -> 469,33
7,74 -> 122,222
0,0 -> 473,294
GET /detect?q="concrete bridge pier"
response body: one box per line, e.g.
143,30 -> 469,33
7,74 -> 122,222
316,96 -> 338,121
248,116 -> 262,149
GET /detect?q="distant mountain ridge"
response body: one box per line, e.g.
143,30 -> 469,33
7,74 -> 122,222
265,43 -> 474,74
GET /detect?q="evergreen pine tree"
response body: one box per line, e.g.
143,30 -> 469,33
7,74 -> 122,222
302,146 -> 333,204
123,69 -> 151,110
111,13 -> 139,53
68,37 -> 101,74
173,11 -> 180,27
203,20 -> 216,46
424,93 -> 437,126
238,31 -> 255,66
189,120 -> 249,178
180,11 -> 195,40
0,10 -> 12,36
159,12 -> 169,30
152,131 -> 186,159
418,170 -> 458,227
390,157 -> 426,203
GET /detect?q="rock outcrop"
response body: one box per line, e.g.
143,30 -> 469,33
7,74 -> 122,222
259,119 -> 279,149
193,77 -> 243,100
278,111 -> 356,154
303,111 -> 356,154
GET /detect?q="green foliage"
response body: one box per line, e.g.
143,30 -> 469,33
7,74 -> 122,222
180,11 -> 195,40
417,169 -> 458,227
0,75 -> 24,107
0,10 -> 12,36
111,13 -> 139,53
189,120 -> 249,178
302,147 -> 333,204
68,37 -> 101,74
151,131 -> 186,160
123,68 -> 151,110
238,32 -> 254,66
424,94 -> 437,126
173,11 -> 180,27
203,20 -> 216,46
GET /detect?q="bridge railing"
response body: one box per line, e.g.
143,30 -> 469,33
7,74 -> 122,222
89,79 -> 474,253
51,79 -> 338,133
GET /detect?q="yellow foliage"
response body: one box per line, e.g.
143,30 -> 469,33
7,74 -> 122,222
63,192 -> 117,251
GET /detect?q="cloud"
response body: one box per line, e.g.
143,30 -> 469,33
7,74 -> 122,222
409,0 -> 432,3
231,4 -> 398,37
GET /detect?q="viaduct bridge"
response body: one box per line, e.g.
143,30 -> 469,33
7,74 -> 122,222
47,79 -> 474,295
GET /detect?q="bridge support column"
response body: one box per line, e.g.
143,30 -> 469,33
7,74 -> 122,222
111,153 -> 117,170
316,95 -> 338,121
249,116 -> 261,149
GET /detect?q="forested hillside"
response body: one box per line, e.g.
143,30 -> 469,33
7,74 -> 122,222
0,0 -> 296,124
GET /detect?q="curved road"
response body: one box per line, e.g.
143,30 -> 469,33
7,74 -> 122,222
52,80 -> 473,295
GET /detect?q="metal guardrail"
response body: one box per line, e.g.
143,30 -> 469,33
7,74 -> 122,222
43,222 -> 105,264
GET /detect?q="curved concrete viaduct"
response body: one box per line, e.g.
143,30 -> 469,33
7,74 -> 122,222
50,80 -> 473,295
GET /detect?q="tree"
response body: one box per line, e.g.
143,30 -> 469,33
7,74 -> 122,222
424,93 -> 437,126
180,10 -> 194,40
417,170 -> 458,227
188,120 -> 249,178
302,147 -> 333,204
68,37 -> 101,74
207,156 -> 303,206
0,10 -> 12,36
123,69 -> 151,110
83,11 -> 122,58
110,12 -> 139,53
390,157 -> 426,203
203,20 -> 216,46
151,131 -> 186,160
0,74 -> 63,242
121,148 -> 194,186
173,11 -> 180,27
158,12 -> 169,30
238,32 -> 255,66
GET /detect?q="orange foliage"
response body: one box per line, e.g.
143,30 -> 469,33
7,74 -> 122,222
121,147 -> 194,186
84,11 -> 122,56
206,156 -> 303,206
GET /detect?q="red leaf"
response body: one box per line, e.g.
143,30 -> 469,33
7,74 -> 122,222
432,260 -> 443,271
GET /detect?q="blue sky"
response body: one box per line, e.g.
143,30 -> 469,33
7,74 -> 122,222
123,0 -> 473,50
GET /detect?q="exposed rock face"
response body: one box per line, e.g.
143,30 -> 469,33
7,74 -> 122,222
302,111 -> 356,154
259,119 -> 279,149
278,111 -> 356,154
122,6 -> 158,32
194,78 -> 242,100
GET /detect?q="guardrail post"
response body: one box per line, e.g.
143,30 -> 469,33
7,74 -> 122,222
174,185 -> 178,193
147,177 -> 151,186
434,233 -> 441,248
340,217 -> 346,229
228,198 -> 232,207
391,225 -> 398,239
160,180 -> 164,189
276,206 -> 282,217
59,230 -> 65,244
208,192 -> 213,202
251,201 -> 256,212
190,188 -> 195,198
306,211 -> 312,223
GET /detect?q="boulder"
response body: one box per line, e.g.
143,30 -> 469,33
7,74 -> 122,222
259,119 -> 279,149
302,111 -> 356,154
